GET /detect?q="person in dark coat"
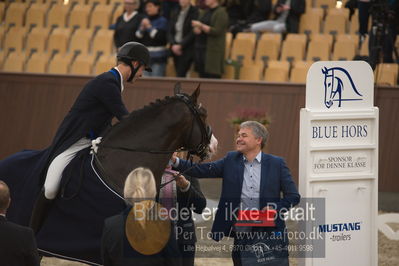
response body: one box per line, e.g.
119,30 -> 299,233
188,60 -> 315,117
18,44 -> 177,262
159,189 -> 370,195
159,158 -> 206,266
101,167 -> 181,266
175,175 -> 206,266
167,0 -> 199,77
114,0 -> 145,49
0,181 -> 40,266
172,121 -> 300,266
250,0 -> 305,33
29,42 -> 152,233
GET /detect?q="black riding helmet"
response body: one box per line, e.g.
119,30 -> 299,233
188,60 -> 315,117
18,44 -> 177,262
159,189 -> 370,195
117,42 -> 152,82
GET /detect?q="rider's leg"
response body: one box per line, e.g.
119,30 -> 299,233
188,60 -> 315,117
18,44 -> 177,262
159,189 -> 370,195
44,138 -> 91,199
30,138 -> 91,233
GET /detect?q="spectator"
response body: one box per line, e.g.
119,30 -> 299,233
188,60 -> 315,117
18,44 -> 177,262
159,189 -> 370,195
358,0 -> 371,38
250,0 -> 305,34
114,0 -> 145,49
368,0 -> 398,68
192,0 -> 229,78
163,0 -> 180,19
228,0 -> 272,36
0,181 -> 40,266
245,0 -> 273,25
136,0 -> 169,77
222,0 -> 246,27
168,0 -> 199,77
101,168 -> 181,266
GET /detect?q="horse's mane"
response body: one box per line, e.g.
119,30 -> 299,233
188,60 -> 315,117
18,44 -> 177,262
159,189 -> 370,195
127,95 -> 180,120
102,92 -> 205,139
125,92 -> 206,122
120,93 -> 192,125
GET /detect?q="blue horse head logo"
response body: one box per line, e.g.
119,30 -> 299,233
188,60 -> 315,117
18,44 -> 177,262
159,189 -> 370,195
322,67 -> 363,108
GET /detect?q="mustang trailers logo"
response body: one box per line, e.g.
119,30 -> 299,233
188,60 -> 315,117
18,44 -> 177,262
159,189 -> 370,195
318,222 -> 361,233
322,67 -> 363,108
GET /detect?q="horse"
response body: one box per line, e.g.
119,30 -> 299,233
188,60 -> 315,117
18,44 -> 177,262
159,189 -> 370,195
0,83 -> 217,265
322,66 -> 363,109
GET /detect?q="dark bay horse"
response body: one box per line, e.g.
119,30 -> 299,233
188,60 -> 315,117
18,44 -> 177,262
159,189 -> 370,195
0,84 -> 217,265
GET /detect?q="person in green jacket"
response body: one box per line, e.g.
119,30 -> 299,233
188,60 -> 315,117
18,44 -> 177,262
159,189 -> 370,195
192,0 -> 229,78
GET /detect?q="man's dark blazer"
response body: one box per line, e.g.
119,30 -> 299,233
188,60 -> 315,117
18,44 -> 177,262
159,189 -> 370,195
176,176 -> 206,245
175,151 -> 300,241
101,207 -> 182,266
0,215 -> 40,266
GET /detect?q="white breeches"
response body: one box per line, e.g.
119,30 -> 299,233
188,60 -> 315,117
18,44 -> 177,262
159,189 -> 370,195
44,138 -> 91,199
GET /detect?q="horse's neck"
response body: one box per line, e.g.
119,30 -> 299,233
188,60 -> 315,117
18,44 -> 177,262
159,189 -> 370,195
102,100 -> 190,153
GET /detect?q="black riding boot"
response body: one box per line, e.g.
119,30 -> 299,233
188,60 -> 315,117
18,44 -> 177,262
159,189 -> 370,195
29,188 -> 54,234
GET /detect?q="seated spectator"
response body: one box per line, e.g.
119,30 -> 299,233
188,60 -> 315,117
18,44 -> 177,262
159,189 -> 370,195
168,0 -> 199,77
0,181 -> 40,266
136,0 -> 169,77
246,0 -> 273,25
192,0 -> 229,78
250,0 -> 305,34
114,0 -> 145,50
228,0 -> 272,36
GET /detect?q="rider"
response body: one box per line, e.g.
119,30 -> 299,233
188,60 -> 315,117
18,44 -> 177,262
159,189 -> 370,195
30,42 -> 152,233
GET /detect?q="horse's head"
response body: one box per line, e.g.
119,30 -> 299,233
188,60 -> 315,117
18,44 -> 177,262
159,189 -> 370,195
173,83 -> 217,160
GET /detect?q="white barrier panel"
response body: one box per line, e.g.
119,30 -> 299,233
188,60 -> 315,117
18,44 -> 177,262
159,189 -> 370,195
299,61 -> 378,266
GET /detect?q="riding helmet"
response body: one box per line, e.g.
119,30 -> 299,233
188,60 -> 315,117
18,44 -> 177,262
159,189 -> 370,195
117,42 -> 152,72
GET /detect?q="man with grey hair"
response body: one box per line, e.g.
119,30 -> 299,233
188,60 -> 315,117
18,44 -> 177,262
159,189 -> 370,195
0,180 -> 40,265
172,120 -> 300,266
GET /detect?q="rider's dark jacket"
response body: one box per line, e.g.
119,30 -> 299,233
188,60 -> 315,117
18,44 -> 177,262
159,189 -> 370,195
41,69 -> 128,183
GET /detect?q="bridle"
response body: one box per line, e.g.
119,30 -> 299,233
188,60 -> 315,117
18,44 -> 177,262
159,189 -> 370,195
175,93 -> 212,160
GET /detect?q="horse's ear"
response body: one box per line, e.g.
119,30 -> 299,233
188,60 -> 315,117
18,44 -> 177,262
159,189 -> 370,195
191,84 -> 201,103
174,82 -> 182,95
